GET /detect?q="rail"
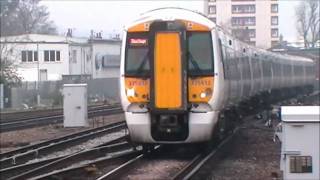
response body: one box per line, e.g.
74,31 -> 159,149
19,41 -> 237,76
0,105 -> 123,132
0,121 -> 126,169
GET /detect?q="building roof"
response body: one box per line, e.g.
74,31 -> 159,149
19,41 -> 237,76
281,106 -> 320,123
0,34 -> 121,44
0,34 -> 87,44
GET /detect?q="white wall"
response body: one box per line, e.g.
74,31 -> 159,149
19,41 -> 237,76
255,0 -> 272,49
1,42 -> 70,81
69,45 -> 92,75
1,35 -> 121,81
282,123 -> 320,180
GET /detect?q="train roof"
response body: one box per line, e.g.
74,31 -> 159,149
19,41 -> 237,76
125,7 -> 314,64
124,7 -> 215,31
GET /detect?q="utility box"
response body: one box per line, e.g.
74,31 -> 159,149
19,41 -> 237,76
63,84 -> 88,127
279,106 -> 319,180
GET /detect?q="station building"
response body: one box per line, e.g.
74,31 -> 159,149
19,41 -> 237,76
0,33 -> 121,82
204,0 -> 279,49
278,106 -> 319,180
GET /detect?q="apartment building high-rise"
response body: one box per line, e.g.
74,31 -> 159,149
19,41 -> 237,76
204,0 -> 279,49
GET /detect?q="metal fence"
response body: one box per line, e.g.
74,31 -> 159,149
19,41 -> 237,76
2,78 -> 120,110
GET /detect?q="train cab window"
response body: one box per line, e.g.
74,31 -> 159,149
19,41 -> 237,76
125,33 -> 150,76
187,32 -> 214,76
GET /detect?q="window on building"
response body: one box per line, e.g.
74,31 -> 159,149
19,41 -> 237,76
21,50 -> 38,62
271,4 -> 278,13
248,41 -> 256,46
232,17 -> 256,26
290,156 -> 312,173
271,16 -> 278,25
248,29 -> 256,38
271,41 -> 279,47
34,52 -> 38,61
72,50 -> 77,63
44,50 -> 61,62
44,51 -> 49,61
27,51 -> 33,62
209,5 -> 216,14
208,0 -> 216,2
56,51 -> 60,61
271,28 -> 279,37
49,50 -> 55,61
22,51 -> 27,62
232,5 -> 255,14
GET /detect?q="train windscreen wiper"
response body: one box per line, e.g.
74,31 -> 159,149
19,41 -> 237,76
188,52 -> 202,74
135,52 -> 149,75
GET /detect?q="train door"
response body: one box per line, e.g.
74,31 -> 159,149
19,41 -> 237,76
149,21 -> 187,112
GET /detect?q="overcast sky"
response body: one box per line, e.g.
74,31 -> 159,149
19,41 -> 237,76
41,0 -> 302,42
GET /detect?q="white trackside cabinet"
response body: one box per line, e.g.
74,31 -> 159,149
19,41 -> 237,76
280,106 -> 320,180
63,84 -> 88,127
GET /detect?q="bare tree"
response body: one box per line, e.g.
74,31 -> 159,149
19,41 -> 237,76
231,27 -> 250,42
0,42 -> 22,86
296,0 -> 320,48
308,0 -> 320,48
0,0 -> 57,36
296,3 -> 310,48
219,18 -> 251,42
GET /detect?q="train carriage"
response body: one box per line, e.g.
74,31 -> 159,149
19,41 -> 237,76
120,8 -> 315,147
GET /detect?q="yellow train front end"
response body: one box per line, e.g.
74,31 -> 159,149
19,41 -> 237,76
120,9 -> 219,144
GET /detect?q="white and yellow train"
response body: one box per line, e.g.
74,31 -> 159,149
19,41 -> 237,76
120,8 -> 315,147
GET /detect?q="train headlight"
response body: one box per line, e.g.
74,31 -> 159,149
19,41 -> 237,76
125,78 -> 150,103
200,92 -> 206,98
188,77 -> 214,103
127,88 -> 135,97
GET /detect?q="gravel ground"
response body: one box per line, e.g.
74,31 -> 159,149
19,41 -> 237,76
0,114 -> 124,153
117,146 -> 199,180
122,159 -> 188,180
206,122 -> 282,180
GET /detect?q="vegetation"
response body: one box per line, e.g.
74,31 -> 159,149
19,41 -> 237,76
0,0 -> 57,36
296,0 -> 320,48
1,0 -> 57,86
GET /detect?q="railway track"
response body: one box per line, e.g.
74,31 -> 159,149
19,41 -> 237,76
173,130 -> 238,180
0,121 -> 126,169
0,104 -> 119,122
0,104 -> 123,132
1,93 -> 315,179
1,136 -> 134,180
25,149 -> 142,180
95,129 -> 238,180
0,128 -> 238,180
